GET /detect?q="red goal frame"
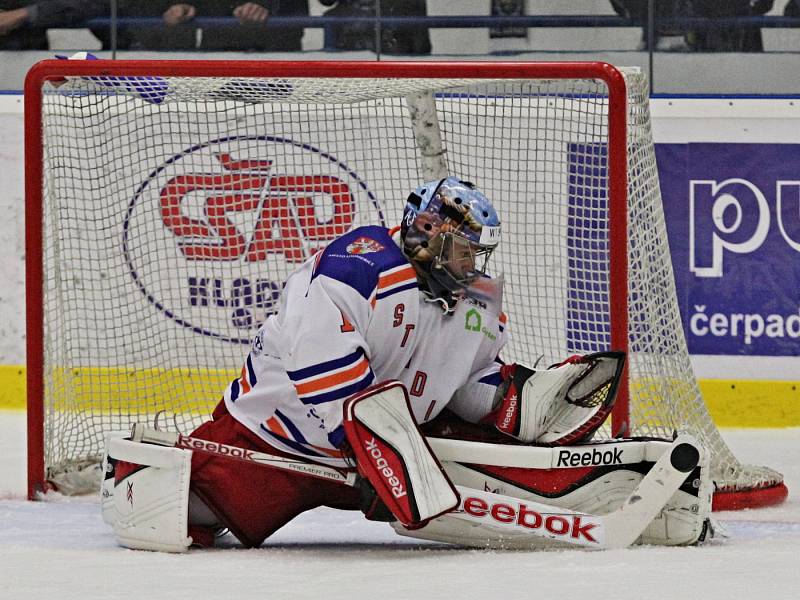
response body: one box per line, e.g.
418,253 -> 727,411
24,60 -> 630,500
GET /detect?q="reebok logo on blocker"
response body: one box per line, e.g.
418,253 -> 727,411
364,438 -> 407,499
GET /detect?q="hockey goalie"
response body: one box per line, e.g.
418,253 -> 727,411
100,177 -> 714,552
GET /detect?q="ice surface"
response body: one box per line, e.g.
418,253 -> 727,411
1,411 -> 798,600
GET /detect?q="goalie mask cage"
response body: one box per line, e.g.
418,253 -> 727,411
25,60 -> 787,508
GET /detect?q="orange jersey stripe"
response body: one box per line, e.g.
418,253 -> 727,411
239,365 -> 251,394
378,266 -> 417,289
294,358 -> 370,396
309,444 -> 344,458
265,416 -> 288,438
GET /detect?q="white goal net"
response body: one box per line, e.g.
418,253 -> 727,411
25,60 -> 785,507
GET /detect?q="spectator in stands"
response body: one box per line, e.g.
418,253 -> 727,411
94,1 -> 307,51
688,1 -> 774,52
0,0 -> 103,50
199,1 -> 307,51
319,0 -> 431,55
611,1 -> 775,52
610,0 -> 693,51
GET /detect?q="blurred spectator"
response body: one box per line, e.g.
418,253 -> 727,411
786,0 -> 800,16
0,0 -> 103,49
610,1 -> 693,51
688,1 -> 774,52
199,1 -> 307,51
93,1 -> 307,51
490,0 -> 526,39
319,0 -> 431,55
611,1 -> 775,52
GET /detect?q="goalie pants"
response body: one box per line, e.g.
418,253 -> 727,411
189,401 -> 361,548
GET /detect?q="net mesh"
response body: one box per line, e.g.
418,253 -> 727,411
33,66 -> 782,496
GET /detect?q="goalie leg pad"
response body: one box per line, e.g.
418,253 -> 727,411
104,437 -> 193,553
639,443 -> 714,546
100,431 -> 130,526
343,381 -> 459,527
396,436 -> 713,548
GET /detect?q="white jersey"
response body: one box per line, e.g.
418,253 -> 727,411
222,225 -> 509,466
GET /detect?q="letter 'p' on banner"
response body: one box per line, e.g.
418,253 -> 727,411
656,143 -> 800,356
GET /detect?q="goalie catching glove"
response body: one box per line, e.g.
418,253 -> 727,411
492,351 -> 626,445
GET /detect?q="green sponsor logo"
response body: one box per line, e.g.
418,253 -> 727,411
465,308 -> 482,332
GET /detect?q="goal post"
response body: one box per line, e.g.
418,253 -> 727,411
24,59 -> 786,509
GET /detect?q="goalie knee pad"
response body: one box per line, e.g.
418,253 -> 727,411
101,436 -> 193,553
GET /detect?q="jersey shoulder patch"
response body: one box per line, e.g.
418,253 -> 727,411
313,226 -> 414,300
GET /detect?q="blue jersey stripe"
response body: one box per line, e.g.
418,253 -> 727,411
275,409 -> 308,444
327,425 -> 346,448
376,280 -> 418,300
478,371 -> 503,386
298,370 -> 375,405
259,424 -> 327,459
286,347 -> 365,382
229,378 -> 241,402
246,355 -> 257,386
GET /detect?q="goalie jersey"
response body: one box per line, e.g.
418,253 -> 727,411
222,226 -> 508,466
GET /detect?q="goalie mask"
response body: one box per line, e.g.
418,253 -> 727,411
401,177 -> 501,312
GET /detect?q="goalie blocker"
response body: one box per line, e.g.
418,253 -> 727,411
343,381 -> 460,527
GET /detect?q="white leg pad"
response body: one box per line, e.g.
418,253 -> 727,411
104,437 -> 193,553
100,431 -> 129,526
395,437 -> 714,548
639,444 -> 714,546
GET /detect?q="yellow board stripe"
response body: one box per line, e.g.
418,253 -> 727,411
0,365 -> 26,410
699,379 -> 800,428
0,365 -> 231,414
1,365 -> 798,427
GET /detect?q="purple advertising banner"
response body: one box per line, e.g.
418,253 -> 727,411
656,143 -> 800,356
566,142 -> 611,355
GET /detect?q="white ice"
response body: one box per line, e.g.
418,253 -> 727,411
1,411 -> 798,600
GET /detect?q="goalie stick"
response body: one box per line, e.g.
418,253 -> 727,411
127,424 -> 701,550
426,436 -> 672,468
129,424 -> 358,486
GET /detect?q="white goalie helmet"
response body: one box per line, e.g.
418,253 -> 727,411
400,177 -> 501,311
